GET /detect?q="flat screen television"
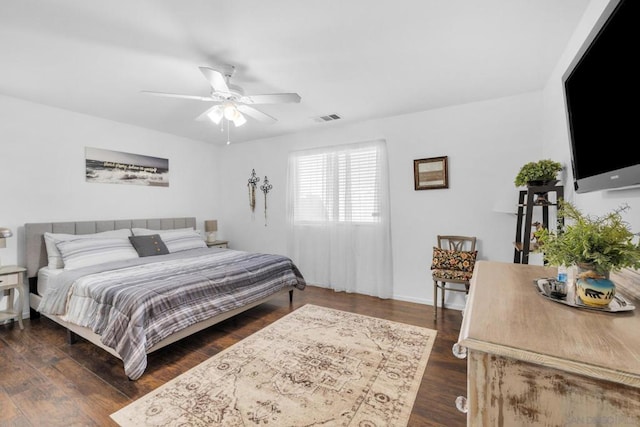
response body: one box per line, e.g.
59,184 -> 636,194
562,0 -> 639,193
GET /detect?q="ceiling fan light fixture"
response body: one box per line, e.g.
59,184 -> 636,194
222,103 -> 246,127
223,104 -> 238,120
232,113 -> 247,127
207,106 -> 224,124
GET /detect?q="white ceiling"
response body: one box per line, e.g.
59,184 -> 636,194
0,0 -> 589,145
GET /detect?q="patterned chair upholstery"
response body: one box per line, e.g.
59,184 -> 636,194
431,235 -> 477,321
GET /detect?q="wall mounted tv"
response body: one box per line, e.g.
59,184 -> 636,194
562,0 -> 639,193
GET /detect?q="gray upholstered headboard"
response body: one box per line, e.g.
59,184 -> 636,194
24,217 -> 196,279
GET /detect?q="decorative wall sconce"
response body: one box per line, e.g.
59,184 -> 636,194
260,176 -> 273,226
247,169 -> 260,214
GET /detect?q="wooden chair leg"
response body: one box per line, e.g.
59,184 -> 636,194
441,282 -> 446,312
433,281 -> 438,321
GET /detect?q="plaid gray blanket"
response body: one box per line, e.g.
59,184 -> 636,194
38,248 -> 306,380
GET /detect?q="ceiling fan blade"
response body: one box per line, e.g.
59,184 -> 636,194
199,66 -> 230,93
141,91 -> 212,101
236,104 -> 278,124
240,93 -> 301,104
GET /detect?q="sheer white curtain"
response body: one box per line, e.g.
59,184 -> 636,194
286,139 -> 393,298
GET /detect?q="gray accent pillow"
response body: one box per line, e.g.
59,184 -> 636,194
132,228 -> 206,253
129,234 -> 169,257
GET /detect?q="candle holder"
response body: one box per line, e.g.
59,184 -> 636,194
260,176 -> 273,226
247,169 -> 260,214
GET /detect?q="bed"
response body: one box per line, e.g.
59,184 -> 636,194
25,217 -> 306,380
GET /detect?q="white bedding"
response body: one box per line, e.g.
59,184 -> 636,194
37,267 -> 64,296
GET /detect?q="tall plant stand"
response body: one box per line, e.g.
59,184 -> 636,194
513,184 -> 564,264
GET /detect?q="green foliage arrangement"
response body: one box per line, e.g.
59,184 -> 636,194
534,202 -> 640,276
514,159 -> 563,187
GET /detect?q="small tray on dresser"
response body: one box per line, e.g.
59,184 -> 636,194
534,278 -> 636,313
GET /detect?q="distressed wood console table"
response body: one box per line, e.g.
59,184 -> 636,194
457,261 -> 640,426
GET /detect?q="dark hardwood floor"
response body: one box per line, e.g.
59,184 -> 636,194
0,286 -> 467,426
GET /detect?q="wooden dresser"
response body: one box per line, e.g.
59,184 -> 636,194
457,261 -> 640,426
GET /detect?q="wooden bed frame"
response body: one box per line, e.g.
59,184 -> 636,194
25,217 -> 295,367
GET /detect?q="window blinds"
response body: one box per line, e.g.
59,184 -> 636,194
292,144 -> 380,224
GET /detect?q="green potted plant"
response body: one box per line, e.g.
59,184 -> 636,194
535,201 -> 640,306
514,159 -> 563,187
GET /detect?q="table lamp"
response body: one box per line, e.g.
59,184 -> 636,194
204,220 -> 218,243
0,227 -> 12,266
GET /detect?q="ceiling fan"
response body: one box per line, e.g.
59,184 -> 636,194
142,64 -> 301,130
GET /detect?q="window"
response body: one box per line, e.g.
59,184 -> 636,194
286,139 -> 392,297
291,143 -> 382,224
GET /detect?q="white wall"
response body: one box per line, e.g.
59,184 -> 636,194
217,91 -> 545,307
0,94 -> 222,315
541,0 -> 640,228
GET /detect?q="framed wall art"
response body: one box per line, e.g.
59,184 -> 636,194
414,156 -> 448,190
85,147 -> 169,187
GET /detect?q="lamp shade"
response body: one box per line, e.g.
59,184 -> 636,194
205,220 -> 218,233
207,106 -> 224,125
0,227 -> 11,249
232,112 -> 247,127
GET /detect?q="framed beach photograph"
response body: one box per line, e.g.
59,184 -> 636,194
85,147 -> 169,187
414,156 -> 448,190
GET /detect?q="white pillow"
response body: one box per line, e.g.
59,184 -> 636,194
132,228 -> 206,253
44,229 -> 132,269
56,237 -> 138,270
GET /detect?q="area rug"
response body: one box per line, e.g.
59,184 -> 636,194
111,304 -> 437,426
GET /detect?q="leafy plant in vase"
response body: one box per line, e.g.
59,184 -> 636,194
514,159 -> 563,204
535,202 -> 640,307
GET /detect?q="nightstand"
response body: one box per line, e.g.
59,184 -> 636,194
206,240 -> 229,249
0,265 -> 26,329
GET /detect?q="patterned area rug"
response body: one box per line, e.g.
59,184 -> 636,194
111,304 -> 437,426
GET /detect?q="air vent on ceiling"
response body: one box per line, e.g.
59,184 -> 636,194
313,113 -> 342,123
